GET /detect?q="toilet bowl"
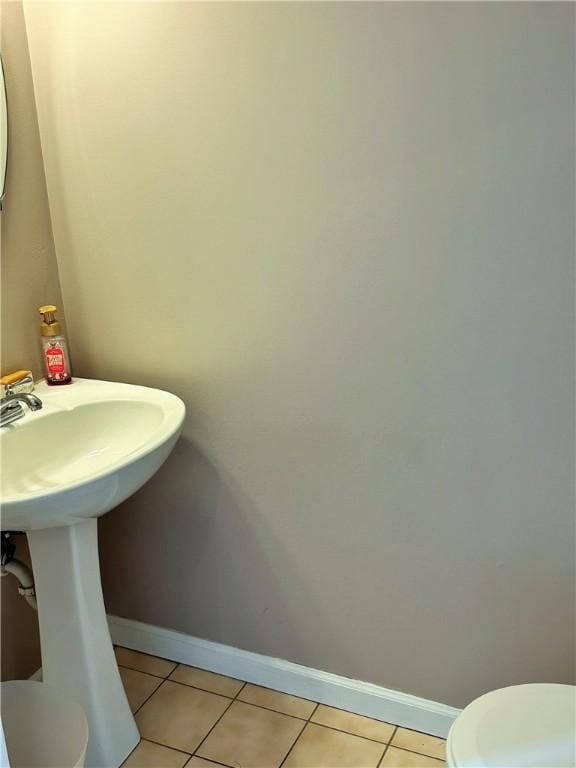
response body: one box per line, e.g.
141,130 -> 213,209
446,684 -> 575,768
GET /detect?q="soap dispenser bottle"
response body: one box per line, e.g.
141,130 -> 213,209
39,305 -> 72,385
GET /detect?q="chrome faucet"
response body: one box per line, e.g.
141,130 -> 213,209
0,392 -> 43,427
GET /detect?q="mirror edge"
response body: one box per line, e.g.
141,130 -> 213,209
0,52 -> 8,210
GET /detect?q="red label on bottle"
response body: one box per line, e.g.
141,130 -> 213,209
46,345 -> 65,373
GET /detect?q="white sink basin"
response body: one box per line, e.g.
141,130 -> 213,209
0,378 -> 185,768
1,378 -> 185,530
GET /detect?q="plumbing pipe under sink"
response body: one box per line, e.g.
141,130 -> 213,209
1,558 -> 37,610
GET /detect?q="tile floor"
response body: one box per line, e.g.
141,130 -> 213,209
115,646 -> 446,768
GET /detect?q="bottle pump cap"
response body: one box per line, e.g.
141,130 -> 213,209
39,305 -> 62,337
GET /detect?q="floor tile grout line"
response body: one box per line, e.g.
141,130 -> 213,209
234,697 -> 317,722
132,678 -> 244,761
191,757 -> 236,768
279,716 -> 400,768
130,669 -> 403,739
238,681 -> 318,707
137,720 -> 444,768
189,681 -> 247,762
135,736 -> 193,757
234,681 -> 247,700
302,719 -> 397,747
123,660 -> 406,738
208,695 -> 316,724
132,677 -> 166,716
120,653 -> 447,763
276,717 -> 308,768
307,702 -> 320,722
387,725 -> 447,761
120,651 -> 438,740
115,645 -> 179,676
130,681 -> 445,760
161,676 -> 241,700
118,646 -> 248,692
386,744 -> 447,762
190,698 -> 235,761
311,701 -> 398,729
377,725 -> 398,767
136,668 -> 318,717
277,702 -> 321,768
117,662 -> 171,681
169,670 -> 246,690
117,647 -> 319,708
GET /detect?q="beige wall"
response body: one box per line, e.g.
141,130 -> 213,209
24,2 -> 575,707
0,2 -> 64,379
0,0 -> 65,679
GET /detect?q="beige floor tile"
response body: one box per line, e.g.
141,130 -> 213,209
119,667 -> 163,713
238,684 -> 316,719
198,700 -> 305,768
122,740 -> 189,768
186,759 -> 225,768
135,681 -> 231,753
311,705 -> 395,743
169,664 -> 244,697
380,746 -> 445,767
283,723 -> 385,768
115,646 -> 177,677
391,729 -> 446,760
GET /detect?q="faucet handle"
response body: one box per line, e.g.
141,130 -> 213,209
0,370 -> 35,398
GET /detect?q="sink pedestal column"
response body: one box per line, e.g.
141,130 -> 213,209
27,519 -> 140,768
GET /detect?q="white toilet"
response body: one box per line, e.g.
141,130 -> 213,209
446,684 -> 576,768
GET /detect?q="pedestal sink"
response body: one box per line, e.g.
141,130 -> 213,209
0,378 -> 185,768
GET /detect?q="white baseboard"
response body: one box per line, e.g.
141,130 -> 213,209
108,614 -> 460,737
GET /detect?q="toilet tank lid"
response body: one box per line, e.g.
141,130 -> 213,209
447,684 -> 576,768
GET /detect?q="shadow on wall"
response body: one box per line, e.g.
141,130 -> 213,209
1,538 -> 41,680
98,435 -> 345,671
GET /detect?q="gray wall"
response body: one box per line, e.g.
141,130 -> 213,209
0,0 -> 65,680
24,2 -> 574,707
